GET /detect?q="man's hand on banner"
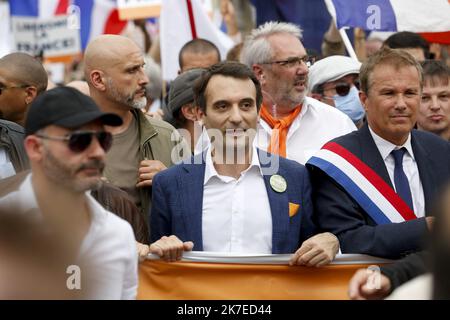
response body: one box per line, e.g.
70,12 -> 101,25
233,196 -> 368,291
289,232 -> 339,267
348,268 -> 392,300
136,242 -> 150,262
149,235 -> 194,262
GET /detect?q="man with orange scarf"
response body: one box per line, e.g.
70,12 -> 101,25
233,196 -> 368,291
241,22 -> 356,164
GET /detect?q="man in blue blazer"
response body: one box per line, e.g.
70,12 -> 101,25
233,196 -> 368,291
307,47 -> 450,259
148,61 -> 339,266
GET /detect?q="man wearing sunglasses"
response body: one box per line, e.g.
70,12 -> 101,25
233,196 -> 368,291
241,22 -> 356,165
0,87 -> 139,299
309,55 -> 365,128
0,52 -> 48,127
84,35 -> 189,238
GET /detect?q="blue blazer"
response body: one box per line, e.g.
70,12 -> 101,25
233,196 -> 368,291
307,124 -> 450,259
149,149 -> 317,254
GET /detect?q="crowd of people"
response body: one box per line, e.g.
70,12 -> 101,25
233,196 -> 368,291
1,5 -> 450,301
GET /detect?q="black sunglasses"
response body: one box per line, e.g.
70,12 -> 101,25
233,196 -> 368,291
333,82 -> 351,96
36,131 -> 113,153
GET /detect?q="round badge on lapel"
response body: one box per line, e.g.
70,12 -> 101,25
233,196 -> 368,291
270,175 -> 287,193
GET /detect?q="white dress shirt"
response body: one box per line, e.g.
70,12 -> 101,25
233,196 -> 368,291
256,97 -> 357,164
0,174 -> 138,300
0,147 -> 16,179
369,126 -> 425,217
202,146 -> 273,254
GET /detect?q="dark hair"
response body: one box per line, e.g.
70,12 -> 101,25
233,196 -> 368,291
421,59 -> 450,88
384,31 -> 429,59
178,38 -> 220,69
193,61 -> 263,114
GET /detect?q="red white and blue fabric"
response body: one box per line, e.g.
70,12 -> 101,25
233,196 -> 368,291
325,0 -> 450,45
307,142 -> 417,225
9,0 -> 127,49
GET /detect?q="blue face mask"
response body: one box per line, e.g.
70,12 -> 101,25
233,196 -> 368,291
333,86 -> 365,124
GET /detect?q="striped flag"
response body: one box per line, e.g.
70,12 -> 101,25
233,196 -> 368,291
160,0 -> 234,81
325,0 -> 450,44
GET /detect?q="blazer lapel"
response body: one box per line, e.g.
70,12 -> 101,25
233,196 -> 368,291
177,154 -> 206,250
411,132 -> 435,216
258,150 -> 289,254
359,124 -> 394,189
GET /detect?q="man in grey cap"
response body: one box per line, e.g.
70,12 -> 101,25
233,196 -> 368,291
165,68 -> 205,153
0,87 -> 138,299
309,55 -> 365,127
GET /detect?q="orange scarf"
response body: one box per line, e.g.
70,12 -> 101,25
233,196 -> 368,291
260,104 -> 302,157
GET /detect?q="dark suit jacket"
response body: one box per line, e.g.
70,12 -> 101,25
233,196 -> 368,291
307,124 -> 450,259
149,149 -> 317,253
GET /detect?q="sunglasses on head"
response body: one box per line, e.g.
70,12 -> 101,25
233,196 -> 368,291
36,131 -> 113,153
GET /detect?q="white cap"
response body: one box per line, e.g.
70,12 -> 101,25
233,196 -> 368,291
308,55 -> 361,92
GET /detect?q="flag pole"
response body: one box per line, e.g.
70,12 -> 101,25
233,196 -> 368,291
339,27 -> 359,62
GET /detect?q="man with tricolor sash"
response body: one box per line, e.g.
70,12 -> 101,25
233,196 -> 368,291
240,21 -> 356,165
307,47 -> 450,259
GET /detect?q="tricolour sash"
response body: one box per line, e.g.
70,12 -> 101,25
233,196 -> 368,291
307,142 -> 416,224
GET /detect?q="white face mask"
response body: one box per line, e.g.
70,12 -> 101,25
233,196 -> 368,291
333,86 -> 365,124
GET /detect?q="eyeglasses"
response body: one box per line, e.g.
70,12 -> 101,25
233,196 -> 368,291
36,131 -> 113,153
0,84 -> 29,95
262,55 -> 315,68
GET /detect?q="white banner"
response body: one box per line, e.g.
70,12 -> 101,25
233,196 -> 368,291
146,251 -> 394,265
12,15 -> 81,58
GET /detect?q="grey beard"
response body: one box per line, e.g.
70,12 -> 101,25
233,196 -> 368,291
130,97 -> 147,109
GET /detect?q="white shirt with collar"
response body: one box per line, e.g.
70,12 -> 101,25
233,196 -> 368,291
256,96 -> 357,165
0,174 -> 138,300
369,126 -> 425,217
202,145 -> 273,254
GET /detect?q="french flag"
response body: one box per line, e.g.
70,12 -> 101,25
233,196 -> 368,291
325,0 -> 450,44
9,0 -> 127,49
160,0 -> 234,81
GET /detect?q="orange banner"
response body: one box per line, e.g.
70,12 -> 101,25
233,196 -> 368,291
138,255 -> 392,300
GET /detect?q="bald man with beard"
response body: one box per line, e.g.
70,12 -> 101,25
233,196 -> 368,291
0,53 -> 48,126
84,35 -> 188,240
